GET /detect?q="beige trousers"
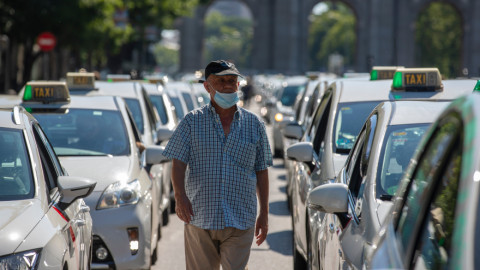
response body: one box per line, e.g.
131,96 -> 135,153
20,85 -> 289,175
184,224 -> 255,270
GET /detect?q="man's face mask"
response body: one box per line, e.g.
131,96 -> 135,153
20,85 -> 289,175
208,82 -> 239,109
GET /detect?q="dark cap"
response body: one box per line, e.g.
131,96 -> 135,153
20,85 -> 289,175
199,60 -> 243,83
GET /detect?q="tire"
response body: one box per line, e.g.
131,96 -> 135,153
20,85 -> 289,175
293,223 -> 307,270
162,203 -> 170,226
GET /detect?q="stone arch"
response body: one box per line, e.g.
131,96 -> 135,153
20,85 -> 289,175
302,0 -> 360,72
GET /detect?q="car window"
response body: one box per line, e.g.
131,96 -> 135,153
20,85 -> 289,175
412,146 -> 461,269
346,128 -> 367,195
377,124 -> 429,198
0,128 -> 34,200
149,95 -> 169,124
124,98 -> 144,134
181,92 -> 195,111
170,96 -> 185,120
279,84 -> 305,106
142,89 -> 160,131
33,123 -> 64,200
35,109 -> 130,156
333,101 -> 380,153
396,115 -> 460,259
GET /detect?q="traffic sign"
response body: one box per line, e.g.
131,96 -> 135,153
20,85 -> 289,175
37,32 -> 56,52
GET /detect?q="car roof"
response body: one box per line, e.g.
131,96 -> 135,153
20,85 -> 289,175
68,95 -> 121,111
382,100 -> 451,125
0,107 -> 28,129
95,81 -> 139,98
141,82 -> 165,95
335,80 -> 393,103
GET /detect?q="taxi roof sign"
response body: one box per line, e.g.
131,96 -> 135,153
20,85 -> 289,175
144,75 -> 168,85
107,74 -> 131,82
66,72 -> 95,90
473,80 -> 480,92
391,68 -> 443,92
370,66 -> 404,81
23,81 -> 70,104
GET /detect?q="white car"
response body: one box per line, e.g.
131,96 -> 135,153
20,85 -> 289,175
0,105 -> 96,270
366,93 -> 480,269
20,81 -> 169,269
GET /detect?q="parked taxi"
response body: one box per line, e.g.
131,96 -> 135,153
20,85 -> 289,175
0,105 -> 96,270
20,81 -> 169,269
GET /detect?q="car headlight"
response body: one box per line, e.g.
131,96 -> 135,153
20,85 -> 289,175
97,179 -> 141,210
0,249 -> 41,270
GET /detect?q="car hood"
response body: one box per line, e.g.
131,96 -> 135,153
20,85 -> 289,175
0,199 -> 44,255
59,156 -> 133,191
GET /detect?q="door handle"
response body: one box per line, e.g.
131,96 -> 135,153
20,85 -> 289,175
80,205 -> 90,213
329,223 -> 335,233
74,219 -> 86,227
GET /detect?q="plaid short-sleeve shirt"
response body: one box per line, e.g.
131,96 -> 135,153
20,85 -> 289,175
163,104 -> 273,230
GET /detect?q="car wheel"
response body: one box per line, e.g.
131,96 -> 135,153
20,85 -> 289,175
162,202 -> 170,226
293,224 -> 307,270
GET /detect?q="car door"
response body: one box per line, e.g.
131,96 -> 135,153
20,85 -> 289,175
33,123 -> 89,269
322,119 -> 370,270
292,89 -> 332,258
394,114 -> 461,268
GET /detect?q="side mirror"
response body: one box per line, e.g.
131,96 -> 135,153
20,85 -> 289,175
156,127 -> 174,143
283,122 -> 303,140
58,176 -> 96,208
144,145 -> 170,165
286,142 -> 313,162
307,183 -> 348,213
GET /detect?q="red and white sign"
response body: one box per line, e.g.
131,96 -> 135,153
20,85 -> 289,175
37,32 -> 57,52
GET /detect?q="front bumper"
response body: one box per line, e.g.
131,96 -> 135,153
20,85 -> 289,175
84,191 -> 152,270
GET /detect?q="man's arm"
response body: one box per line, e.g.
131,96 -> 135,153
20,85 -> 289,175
171,159 -> 193,223
255,168 -> 269,245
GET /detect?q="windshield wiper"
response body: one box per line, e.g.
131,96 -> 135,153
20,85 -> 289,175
379,194 -> 393,201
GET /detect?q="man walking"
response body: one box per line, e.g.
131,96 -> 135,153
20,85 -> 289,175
163,60 -> 272,270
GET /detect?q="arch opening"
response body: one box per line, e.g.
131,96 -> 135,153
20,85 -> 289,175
307,1 -> 356,75
415,2 -> 463,78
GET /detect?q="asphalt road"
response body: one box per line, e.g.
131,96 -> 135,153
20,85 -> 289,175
152,101 -> 294,269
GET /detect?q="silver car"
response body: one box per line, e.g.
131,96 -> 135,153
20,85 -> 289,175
307,100 -> 450,270
271,76 -> 308,157
0,105 -> 96,270
365,93 -> 480,269
286,78 -> 393,269
21,82 -> 169,269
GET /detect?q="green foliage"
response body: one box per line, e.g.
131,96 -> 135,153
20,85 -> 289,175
416,3 -> 462,78
152,44 -> 179,74
203,11 -> 253,70
308,3 -> 356,71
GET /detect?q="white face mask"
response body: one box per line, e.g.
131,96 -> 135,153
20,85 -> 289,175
208,82 -> 239,109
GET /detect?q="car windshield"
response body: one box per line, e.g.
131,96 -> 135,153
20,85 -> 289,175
149,95 -> 169,125
181,92 -> 195,111
124,98 -> 144,134
333,101 -> 380,153
279,84 -> 305,106
0,128 -> 34,200
35,109 -> 130,156
376,124 -> 429,198
170,96 -> 185,120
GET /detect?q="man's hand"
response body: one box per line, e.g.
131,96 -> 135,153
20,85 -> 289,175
255,211 -> 268,246
175,193 -> 193,223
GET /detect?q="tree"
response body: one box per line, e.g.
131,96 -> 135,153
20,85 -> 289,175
203,11 -> 253,70
308,3 -> 355,71
416,3 -> 462,78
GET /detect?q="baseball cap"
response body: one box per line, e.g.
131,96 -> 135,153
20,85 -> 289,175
199,60 -> 243,83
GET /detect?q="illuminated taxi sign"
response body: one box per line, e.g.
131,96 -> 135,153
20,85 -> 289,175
391,68 -> 443,92
370,66 -> 404,80
107,74 -> 131,82
23,81 -> 70,103
473,80 -> 480,92
66,72 -> 95,89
